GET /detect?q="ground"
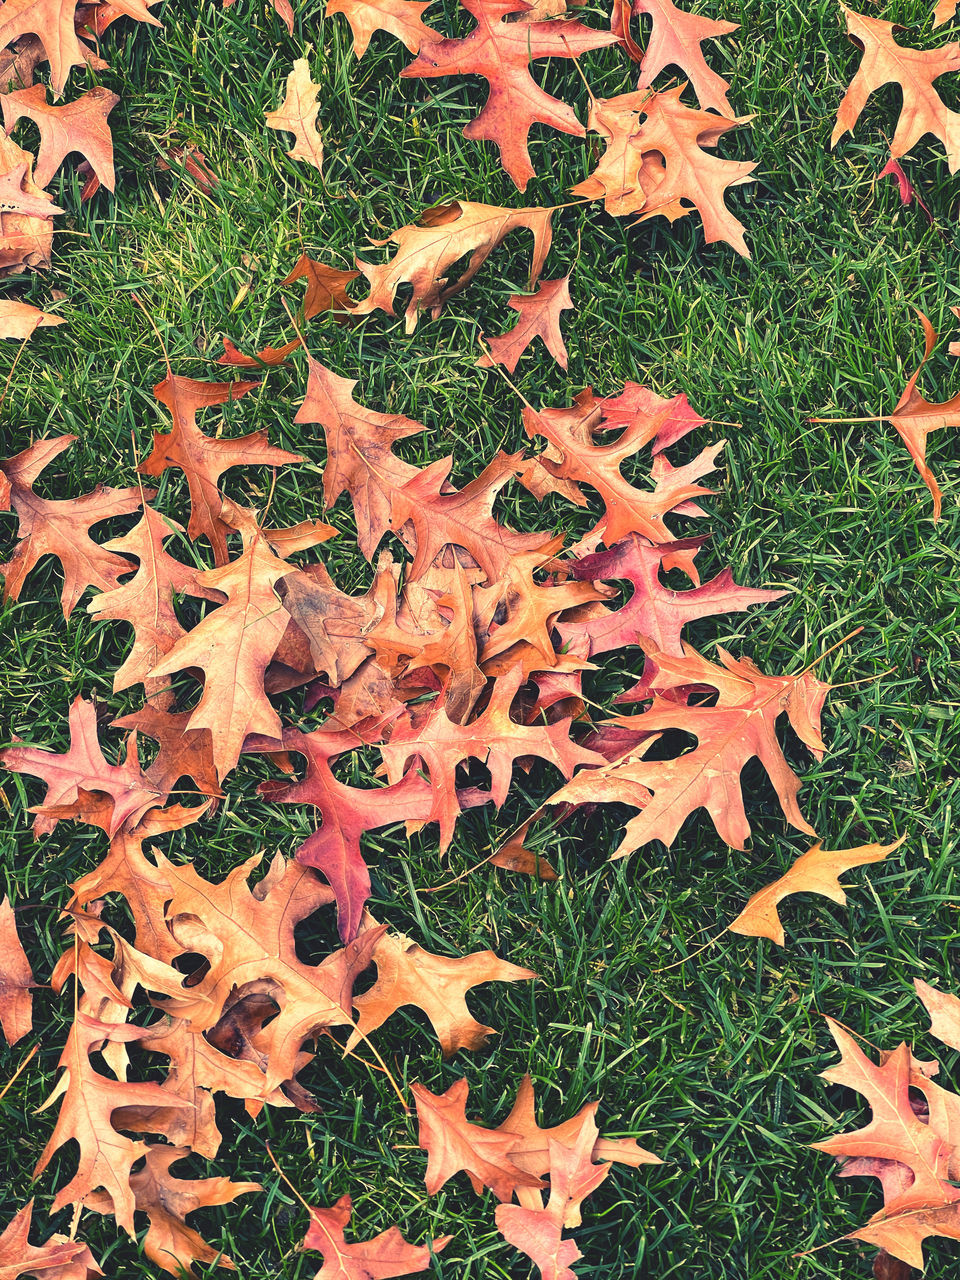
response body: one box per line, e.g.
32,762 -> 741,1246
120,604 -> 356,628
1,0 -> 960,1276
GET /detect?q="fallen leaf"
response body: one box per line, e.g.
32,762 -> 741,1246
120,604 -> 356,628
832,6 -> 960,171
327,0 -> 441,57
265,58 -> 324,172
478,276 -> 573,372
0,298 -> 65,338
401,0 -> 618,190
0,895 -> 34,1045
301,1194 -> 450,1280
352,198 -> 555,332
0,1201 -> 101,1280
729,838 -> 904,945
1,85 -> 119,190
0,434 -> 148,617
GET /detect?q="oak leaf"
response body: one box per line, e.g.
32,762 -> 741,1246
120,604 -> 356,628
385,450 -> 553,583
380,665 -> 604,849
935,0 -> 957,26
832,6 -> 960,171
155,850 -> 379,1088
0,134 -> 56,273
0,0 -> 90,96
0,895 -> 34,1045
614,0 -> 738,117
1,85 -> 119,190
495,1116 -> 609,1279
729,838 -> 903,945
917,978 -> 960,1050
352,199 -> 554,332
572,86 -> 754,254
411,1077 -> 546,1200
0,434 -> 149,617
138,373 -> 300,565
327,0 -> 441,57
265,58 -> 324,171
347,926 -> 535,1056
111,704 -> 222,805
0,1202 -> 101,1280
294,357 -> 423,558
258,725 -> 489,940
556,532 -> 784,674
478,276 -> 573,373
814,1017 -> 960,1269
886,309 -> 959,521
0,696 -> 164,837
521,388 -> 720,580
0,299 -> 65,339
543,644 -> 829,860
284,252 -> 359,320
301,1194 -> 450,1280
85,505 -> 198,701
149,535 -> 295,780
401,0 -> 618,190
490,821 -> 559,879
86,1146 -> 259,1277
33,1014 -> 195,1233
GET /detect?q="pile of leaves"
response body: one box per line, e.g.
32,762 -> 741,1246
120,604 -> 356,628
3,0 -> 960,1274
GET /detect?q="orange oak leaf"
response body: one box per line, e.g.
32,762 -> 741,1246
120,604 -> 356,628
935,0 -> 957,26
138,374 -> 300,565
294,357 -> 424,559
347,927 -> 535,1056
86,1146 -> 259,1277
65,804 -> 211,963
352,199 -> 554,332
1,85 -> 119,190
0,435 -> 149,617
85,505 -> 198,700
0,298 -> 65,339
0,0 -> 91,96
572,86 -> 754,254
832,6 -> 960,171
401,0 -> 617,190
34,1014 -> 195,1233
327,0 -> 441,57
0,36 -> 47,93
0,1202 -> 101,1280
283,252 -> 359,321
385,450 -> 554,583
478,276 -> 573,373
412,1077 -> 546,1200
149,535 -> 295,780
496,1116 -> 610,1279
0,134 -> 56,273
887,309 -> 960,521
614,0 -> 738,117
521,388 -> 720,580
153,851 -> 380,1089
301,1194 -> 450,1280
111,704 -> 222,805
0,895 -> 34,1045
496,1074 -> 660,1188
879,156 -> 933,224
544,644 -> 829,860
813,1018 -> 960,1269
265,58 -> 324,171
0,696 -> 164,837
728,838 -> 904,945
380,665 -> 603,849
473,539 -> 608,670
917,978 -> 960,1051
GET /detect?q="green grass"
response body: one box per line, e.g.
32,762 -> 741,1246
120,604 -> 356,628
2,0 -> 960,1275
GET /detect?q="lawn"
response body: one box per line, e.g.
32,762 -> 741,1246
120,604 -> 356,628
1,0 -> 960,1276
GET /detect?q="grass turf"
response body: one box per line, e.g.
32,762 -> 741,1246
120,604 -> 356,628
1,0 -> 960,1275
